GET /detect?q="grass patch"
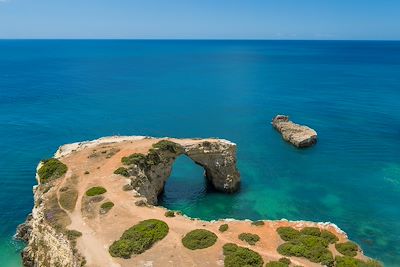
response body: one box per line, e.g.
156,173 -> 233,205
223,243 -> 263,267
335,241 -> 359,257
335,256 -> 383,267
59,187 -> 78,212
182,229 -> 217,250
114,167 -> 130,177
251,220 -> 265,226
44,192 -> 71,231
277,227 -> 335,266
164,211 -> 175,217
100,201 -> 114,214
38,158 -> 68,183
85,186 -> 107,196
238,233 -> 260,245
109,219 -> 169,258
219,224 -> 228,232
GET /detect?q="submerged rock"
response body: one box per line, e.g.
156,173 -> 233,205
272,115 -> 317,148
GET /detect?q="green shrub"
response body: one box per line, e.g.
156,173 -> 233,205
121,153 -> 146,165
265,261 -> 288,267
182,229 -> 217,250
122,184 -> 134,191
109,219 -> 169,258
100,201 -> 114,213
277,230 -> 334,266
38,158 -> 68,183
277,227 -> 300,241
113,167 -> 129,177
335,256 -> 383,267
321,230 -> 339,244
223,243 -> 263,267
238,233 -> 260,245
251,221 -> 265,226
152,140 -> 181,153
279,257 -> 291,265
300,227 -> 321,236
164,211 -> 175,217
66,230 -> 82,240
219,224 -> 229,232
85,186 -> 107,196
335,241 -> 359,257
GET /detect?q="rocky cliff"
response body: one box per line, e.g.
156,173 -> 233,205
16,136 -> 241,267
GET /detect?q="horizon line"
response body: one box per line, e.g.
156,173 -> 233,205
0,38 -> 400,42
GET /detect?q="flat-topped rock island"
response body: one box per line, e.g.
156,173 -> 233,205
272,115 -> 318,148
17,136 -> 380,267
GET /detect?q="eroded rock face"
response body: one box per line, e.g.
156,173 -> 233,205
272,115 -> 317,148
127,139 -> 241,204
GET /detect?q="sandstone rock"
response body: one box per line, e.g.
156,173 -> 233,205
15,214 -> 33,242
126,139 -> 241,204
272,115 -> 317,148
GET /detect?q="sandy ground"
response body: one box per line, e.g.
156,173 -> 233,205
52,137 -> 365,267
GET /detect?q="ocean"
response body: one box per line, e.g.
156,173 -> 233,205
0,40 -> 399,266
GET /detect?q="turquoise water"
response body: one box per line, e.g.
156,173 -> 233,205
0,40 -> 399,266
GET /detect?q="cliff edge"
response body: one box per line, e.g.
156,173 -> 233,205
17,136 -> 379,267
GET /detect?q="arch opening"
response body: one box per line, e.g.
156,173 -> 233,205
158,154 -> 211,208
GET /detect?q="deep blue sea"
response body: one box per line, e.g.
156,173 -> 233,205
0,40 -> 399,266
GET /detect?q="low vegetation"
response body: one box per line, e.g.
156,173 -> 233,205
277,226 -> 336,266
66,229 -> 82,241
251,220 -> 265,226
182,229 -> 218,250
38,158 -> 68,183
109,219 -> 169,258
85,186 -> 107,196
238,233 -> 260,245
164,210 -> 175,217
265,261 -> 288,267
276,227 -> 301,241
122,184 -> 134,191
113,167 -> 130,177
44,192 -> 71,231
152,140 -> 182,153
335,256 -> 383,267
335,241 -> 359,257
278,257 -> 291,265
121,153 -> 146,165
59,186 -> 78,212
100,201 -> 114,214
219,224 -> 229,232
121,140 -> 182,169
223,243 -> 263,267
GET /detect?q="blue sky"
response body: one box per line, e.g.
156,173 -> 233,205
0,0 -> 399,40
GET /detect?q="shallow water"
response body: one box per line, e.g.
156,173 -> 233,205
0,40 -> 399,266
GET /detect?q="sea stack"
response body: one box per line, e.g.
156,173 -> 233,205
272,115 -> 317,148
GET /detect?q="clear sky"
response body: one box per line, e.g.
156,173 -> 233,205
0,0 -> 399,40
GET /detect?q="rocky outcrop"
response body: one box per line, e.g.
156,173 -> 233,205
125,139 -> 241,205
17,184 -> 81,267
272,115 -> 317,148
16,136 -> 240,266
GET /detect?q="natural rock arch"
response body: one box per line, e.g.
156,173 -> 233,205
126,139 -> 241,205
